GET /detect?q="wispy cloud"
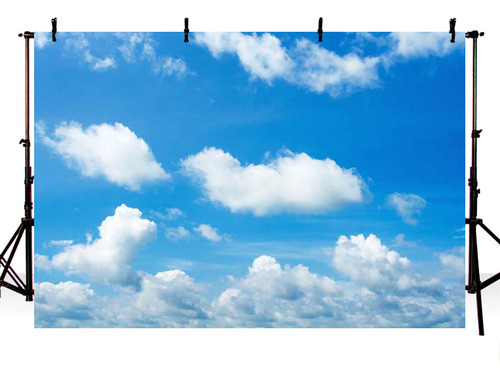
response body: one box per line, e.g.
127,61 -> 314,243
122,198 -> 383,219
44,32 -> 189,76
35,32 -> 51,49
64,33 -> 116,71
391,233 -> 416,248
195,32 -> 463,98
386,192 -> 427,225
165,226 -> 191,241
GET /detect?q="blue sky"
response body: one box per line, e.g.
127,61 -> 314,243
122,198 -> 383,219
33,31 -> 465,327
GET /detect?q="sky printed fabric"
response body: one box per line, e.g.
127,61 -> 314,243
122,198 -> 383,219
33,32 -> 465,327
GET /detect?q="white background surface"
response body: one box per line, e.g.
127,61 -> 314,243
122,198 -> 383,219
1,0 -> 499,377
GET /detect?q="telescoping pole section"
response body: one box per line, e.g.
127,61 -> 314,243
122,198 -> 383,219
24,31 -> 34,301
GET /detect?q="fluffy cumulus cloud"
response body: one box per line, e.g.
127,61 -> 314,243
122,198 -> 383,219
35,234 -> 464,328
181,147 -> 365,216
194,224 -> 223,242
38,121 -> 169,191
35,272 -> 208,328
195,32 -> 295,83
51,204 -> 157,287
212,255 -> 343,327
292,39 -> 381,96
117,270 -> 209,327
331,234 -> 463,327
333,234 -> 438,294
195,32 -> 462,97
386,192 -> 427,225
35,281 -> 95,327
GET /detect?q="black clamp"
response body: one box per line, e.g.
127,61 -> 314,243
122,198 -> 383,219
22,217 -> 34,227
19,139 -> 30,147
184,18 -> 189,43
318,17 -> 323,42
472,129 -> 482,138
449,18 -> 456,43
25,175 -> 34,185
465,30 -> 484,39
466,282 -> 478,294
52,17 -> 57,42
18,31 -> 34,39
466,218 -> 483,225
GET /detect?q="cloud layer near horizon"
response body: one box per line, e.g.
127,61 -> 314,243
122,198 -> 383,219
35,205 -> 464,328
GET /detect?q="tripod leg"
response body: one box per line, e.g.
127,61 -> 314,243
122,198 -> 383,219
476,286 -> 484,335
471,227 -> 484,335
0,224 -> 24,282
0,223 -> 24,261
25,220 -> 33,301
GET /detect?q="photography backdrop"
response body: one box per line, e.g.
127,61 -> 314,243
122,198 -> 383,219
34,32 -> 465,327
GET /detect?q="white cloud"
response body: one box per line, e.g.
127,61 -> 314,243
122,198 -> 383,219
330,234 -> 463,327
182,147 -> 365,216
194,224 -> 222,242
389,32 -> 460,59
439,247 -> 465,280
35,236 -> 464,328
142,42 -> 188,77
51,204 -> 157,287
116,32 -> 145,62
195,32 -> 295,83
35,32 -> 51,49
212,255 -> 342,327
292,39 -> 381,96
122,270 -> 208,327
38,121 -> 169,191
150,207 -> 184,221
34,254 -> 52,271
165,208 -> 184,220
35,272 -> 208,328
196,32 -> 462,98
43,240 -> 74,248
391,233 -> 416,248
35,281 -> 95,327
65,33 -> 116,70
386,192 -> 427,225
332,234 -> 440,295
165,226 -> 191,241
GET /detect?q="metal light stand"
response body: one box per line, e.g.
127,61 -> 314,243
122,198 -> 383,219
0,31 -> 35,301
465,30 -> 500,336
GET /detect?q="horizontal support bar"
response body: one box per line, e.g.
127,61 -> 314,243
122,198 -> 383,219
0,280 -> 27,296
478,221 -> 500,245
480,272 -> 500,290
